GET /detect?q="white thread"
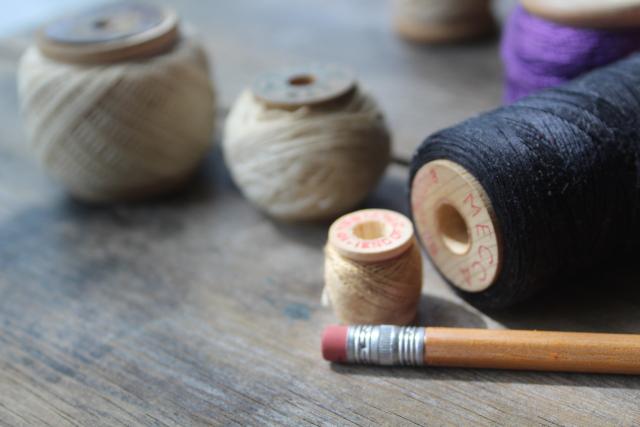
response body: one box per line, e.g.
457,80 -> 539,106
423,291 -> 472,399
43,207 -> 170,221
18,33 -> 215,202
223,88 -> 391,221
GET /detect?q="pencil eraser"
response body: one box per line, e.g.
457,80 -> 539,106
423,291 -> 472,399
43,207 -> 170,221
322,325 -> 348,362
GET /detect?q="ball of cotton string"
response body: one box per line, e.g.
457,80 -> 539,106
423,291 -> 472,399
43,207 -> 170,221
501,4 -> 640,103
18,6 -> 215,202
223,86 -> 391,221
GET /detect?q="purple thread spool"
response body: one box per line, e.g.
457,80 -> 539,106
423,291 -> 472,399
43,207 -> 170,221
501,5 -> 640,103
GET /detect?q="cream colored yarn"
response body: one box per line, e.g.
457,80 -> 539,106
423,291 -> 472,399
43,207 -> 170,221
223,88 -> 391,221
324,240 -> 423,325
17,34 -> 215,202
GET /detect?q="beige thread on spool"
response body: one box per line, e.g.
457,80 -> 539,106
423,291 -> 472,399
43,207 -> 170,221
18,3 -> 215,202
391,0 -> 495,43
323,209 -> 423,325
411,160 -> 501,293
223,65 -> 391,221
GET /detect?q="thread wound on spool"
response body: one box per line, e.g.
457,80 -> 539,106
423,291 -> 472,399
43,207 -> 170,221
410,53 -> 640,308
392,0 -> 495,43
324,209 -> 423,325
223,65 -> 391,221
18,3 -> 215,202
501,4 -> 640,103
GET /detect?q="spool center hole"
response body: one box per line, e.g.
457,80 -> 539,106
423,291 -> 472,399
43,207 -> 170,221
353,221 -> 386,240
436,203 -> 470,255
288,74 -> 315,86
93,18 -> 110,29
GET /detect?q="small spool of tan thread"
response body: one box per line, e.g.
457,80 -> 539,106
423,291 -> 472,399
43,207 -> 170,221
323,209 -> 423,325
18,2 -> 215,202
391,0 -> 495,43
223,65 -> 391,221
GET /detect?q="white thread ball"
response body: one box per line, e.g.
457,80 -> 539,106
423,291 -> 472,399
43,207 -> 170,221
223,88 -> 391,221
18,35 -> 215,202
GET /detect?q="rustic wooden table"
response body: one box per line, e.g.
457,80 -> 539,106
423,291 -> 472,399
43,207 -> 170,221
1,1 -> 640,425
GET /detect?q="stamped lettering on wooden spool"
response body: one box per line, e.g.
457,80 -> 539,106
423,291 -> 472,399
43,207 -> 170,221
521,0 -> 640,28
411,160 -> 500,292
328,209 -> 415,263
252,64 -> 356,108
37,2 -> 179,64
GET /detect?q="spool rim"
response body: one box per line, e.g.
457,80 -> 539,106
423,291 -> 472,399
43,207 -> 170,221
328,209 -> 415,263
521,0 -> 640,28
411,159 -> 501,293
251,64 -> 356,108
37,2 -> 179,64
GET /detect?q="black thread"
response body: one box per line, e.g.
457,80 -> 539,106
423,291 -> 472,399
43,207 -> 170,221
410,54 -> 640,309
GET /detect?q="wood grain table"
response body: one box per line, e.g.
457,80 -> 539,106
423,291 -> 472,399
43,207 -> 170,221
1,1 -> 639,425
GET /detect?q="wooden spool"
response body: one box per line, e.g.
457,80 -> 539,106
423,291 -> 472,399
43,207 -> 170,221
411,160 -> 500,293
324,209 -> 422,324
37,2 -> 179,64
328,209 -> 415,263
251,64 -> 356,109
521,0 -> 640,28
391,0 -> 495,44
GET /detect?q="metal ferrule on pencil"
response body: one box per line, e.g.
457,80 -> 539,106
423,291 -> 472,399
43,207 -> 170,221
346,325 -> 425,366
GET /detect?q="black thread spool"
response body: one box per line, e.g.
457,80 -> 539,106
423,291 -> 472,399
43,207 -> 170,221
409,54 -> 640,309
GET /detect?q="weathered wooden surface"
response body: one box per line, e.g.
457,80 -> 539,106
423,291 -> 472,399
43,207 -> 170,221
1,1 -> 639,425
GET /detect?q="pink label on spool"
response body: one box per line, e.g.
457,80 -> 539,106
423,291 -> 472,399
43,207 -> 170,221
411,160 -> 500,292
329,209 -> 414,263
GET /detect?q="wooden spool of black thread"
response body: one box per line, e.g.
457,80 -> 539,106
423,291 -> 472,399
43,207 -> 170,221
410,53 -> 640,308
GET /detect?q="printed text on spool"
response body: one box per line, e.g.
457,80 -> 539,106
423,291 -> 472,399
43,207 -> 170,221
411,160 -> 500,292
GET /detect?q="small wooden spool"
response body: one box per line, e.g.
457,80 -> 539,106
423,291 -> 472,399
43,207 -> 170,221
392,0 -> 495,44
411,160 -> 500,293
251,64 -> 356,109
521,0 -> 640,28
37,2 -> 179,64
328,209 -> 415,263
324,209 -> 422,324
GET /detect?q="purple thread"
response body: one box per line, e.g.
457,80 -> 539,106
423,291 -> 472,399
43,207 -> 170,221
501,5 -> 640,103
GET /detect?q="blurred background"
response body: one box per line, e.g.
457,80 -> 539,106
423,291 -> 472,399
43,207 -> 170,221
1,1 -> 105,36
1,0 -> 516,161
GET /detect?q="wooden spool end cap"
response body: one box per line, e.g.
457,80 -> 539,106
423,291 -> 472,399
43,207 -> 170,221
410,160 -> 501,293
521,0 -> 640,28
37,2 -> 179,64
251,64 -> 356,109
394,19 -> 495,44
328,209 -> 415,263
392,0 -> 495,44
